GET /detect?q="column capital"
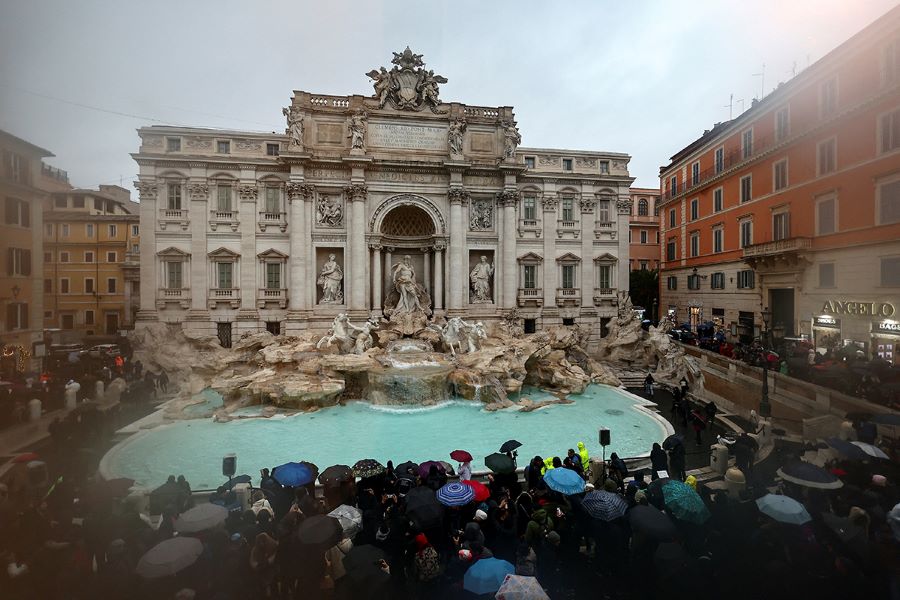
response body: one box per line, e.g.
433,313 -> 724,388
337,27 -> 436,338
369,242 -> 383,251
286,182 -> 316,202
579,195 -> 596,214
448,187 -> 471,205
541,195 -> 559,211
134,180 -> 158,201
616,198 -> 633,215
433,242 -> 446,252
187,183 -> 209,201
344,183 -> 368,202
238,185 -> 258,201
496,189 -> 519,208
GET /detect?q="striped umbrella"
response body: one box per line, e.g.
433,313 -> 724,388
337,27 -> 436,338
581,490 -> 628,521
436,481 -> 475,507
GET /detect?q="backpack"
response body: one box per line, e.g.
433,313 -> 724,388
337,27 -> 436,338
415,546 -> 441,581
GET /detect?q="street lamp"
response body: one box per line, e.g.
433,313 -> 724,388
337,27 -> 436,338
759,306 -> 772,418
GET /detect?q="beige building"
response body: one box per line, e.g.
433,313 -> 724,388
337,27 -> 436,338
43,186 -> 140,338
133,49 -> 634,348
628,187 -> 660,272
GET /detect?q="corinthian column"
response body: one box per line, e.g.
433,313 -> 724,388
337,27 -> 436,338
433,242 -> 445,311
346,184 -> 368,312
370,242 -> 383,316
498,190 -> 518,309
135,180 -> 158,319
448,188 -> 469,312
287,182 -> 314,311
187,182 -> 209,312
541,195 -> 558,309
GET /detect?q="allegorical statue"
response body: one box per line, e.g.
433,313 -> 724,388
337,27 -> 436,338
348,111 -> 367,150
501,120 -> 521,159
392,255 -> 424,315
283,106 -> 303,149
366,66 -> 394,108
448,118 -> 466,156
469,256 -> 494,303
318,254 -> 344,304
316,195 -> 343,227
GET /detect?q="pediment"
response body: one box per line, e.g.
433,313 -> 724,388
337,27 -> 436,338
593,253 -> 618,263
257,248 -> 289,260
555,252 -> 581,263
156,246 -> 190,258
208,247 -> 240,259
517,252 -> 544,263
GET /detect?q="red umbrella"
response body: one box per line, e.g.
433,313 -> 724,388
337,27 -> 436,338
450,450 -> 473,463
461,480 -> 490,502
13,452 -> 39,463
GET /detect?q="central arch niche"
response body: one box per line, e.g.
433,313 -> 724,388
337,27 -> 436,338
380,205 -> 436,237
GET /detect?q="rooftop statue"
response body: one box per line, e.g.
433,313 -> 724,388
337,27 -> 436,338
366,47 -> 448,112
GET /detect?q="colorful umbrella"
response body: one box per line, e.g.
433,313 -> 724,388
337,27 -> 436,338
135,537 -> 203,579
495,573 -> 550,600
777,461 -> 843,490
451,449 -> 473,462
485,452 -> 516,474
463,557 -> 515,595
436,481 -> 475,507
319,464 -> 353,486
174,503 -> 229,533
659,479 -> 710,524
499,440 -> 523,454
543,467 -> 586,495
272,462 -> 315,487
755,493 -> 811,525
462,479 -> 491,502
328,504 -> 363,539
297,514 -> 342,550
581,490 -> 628,521
352,459 -> 386,479
417,460 -> 446,479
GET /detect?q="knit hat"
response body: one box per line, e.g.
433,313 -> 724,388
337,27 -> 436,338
635,490 -> 648,505
458,549 -> 473,562
414,533 -> 429,552
474,509 -> 488,521
546,531 -> 561,545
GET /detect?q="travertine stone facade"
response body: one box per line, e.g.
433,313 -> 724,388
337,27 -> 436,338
133,50 -> 633,347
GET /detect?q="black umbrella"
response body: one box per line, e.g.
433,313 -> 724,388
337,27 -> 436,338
662,434 -> 684,451
319,464 -> 353,486
821,512 -> 869,562
499,440 -> 523,453
395,461 -> 419,478
628,505 -> 678,541
405,486 -> 444,529
776,461 -> 843,490
299,461 -> 319,479
342,544 -> 390,593
296,514 -> 342,550
646,477 -> 672,510
871,412 -> 900,426
485,452 -> 516,474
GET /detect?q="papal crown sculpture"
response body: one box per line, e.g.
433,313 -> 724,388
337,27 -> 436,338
366,46 -> 448,112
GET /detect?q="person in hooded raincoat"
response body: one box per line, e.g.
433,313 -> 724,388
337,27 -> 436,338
541,456 -> 556,475
576,442 -> 590,473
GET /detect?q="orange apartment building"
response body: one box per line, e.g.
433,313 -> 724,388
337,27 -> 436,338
628,187 -> 660,271
659,6 -> 900,361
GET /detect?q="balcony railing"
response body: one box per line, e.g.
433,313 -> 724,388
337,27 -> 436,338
258,211 -> 287,233
556,287 -> 581,306
742,237 -> 811,258
257,287 -> 287,308
519,219 -> 539,228
160,208 -> 188,220
209,288 -> 239,299
596,222 -> 614,229
161,288 -> 187,298
209,209 -> 239,231
557,220 -> 578,228
516,287 -> 543,307
156,287 -> 190,309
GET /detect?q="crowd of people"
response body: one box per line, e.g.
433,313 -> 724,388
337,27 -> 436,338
2,425 -> 898,600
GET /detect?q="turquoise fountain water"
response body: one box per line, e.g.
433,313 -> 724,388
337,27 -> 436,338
102,384 -> 671,490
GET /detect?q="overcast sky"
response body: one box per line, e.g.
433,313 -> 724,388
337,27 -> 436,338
1,0 -> 896,190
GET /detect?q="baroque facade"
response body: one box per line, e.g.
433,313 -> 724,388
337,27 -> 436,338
133,49 -> 634,347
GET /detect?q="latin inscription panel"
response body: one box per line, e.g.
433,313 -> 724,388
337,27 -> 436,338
369,123 -> 447,151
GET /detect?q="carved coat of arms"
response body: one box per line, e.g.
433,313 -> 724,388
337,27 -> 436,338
366,47 -> 447,112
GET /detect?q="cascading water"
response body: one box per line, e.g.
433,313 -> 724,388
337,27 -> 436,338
367,343 -> 454,405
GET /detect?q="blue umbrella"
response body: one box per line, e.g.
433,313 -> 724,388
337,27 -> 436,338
756,494 -> 811,525
660,480 -> 710,524
272,462 -> 315,487
436,482 -> 475,507
543,468 -> 586,495
871,413 -> 900,426
776,461 -> 843,490
826,437 -> 869,460
463,557 -> 515,595
581,490 -> 628,521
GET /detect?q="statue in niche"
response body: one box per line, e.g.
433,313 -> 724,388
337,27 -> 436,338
283,106 -> 303,149
501,120 -> 521,159
348,111 -> 367,150
383,255 -> 432,336
392,255 -> 424,314
448,118 -> 466,156
317,254 -> 344,304
469,256 -> 494,303
316,195 -> 343,227
469,198 -> 493,230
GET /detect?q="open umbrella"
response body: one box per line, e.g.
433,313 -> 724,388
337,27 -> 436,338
223,474 -> 252,489
437,482 -> 475,507
499,440 -> 523,454
581,490 -> 628,521
405,487 -> 444,529
662,434 -> 684,451
342,544 -> 390,589
462,479 -> 491,502
851,441 -> 889,459
417,460 -> 446,479
826,437 -> 869,461
755,494 -> 811,525
352,459 -> 385,479
328,504 -> 363,539
495,573 -> 549,600
297,514 -> 342,550
543,467 -> 585,495
450,449 -> 473,462
871,413 -> 900,426
777,461 -> 843,490
319,464 -> 353,486
628,505 -> 677,541
299,461 -> 319,478
174,503 -> 229,533
395,461 -> 419,478
485,452 -> 516,474
464,557 -> 515,595
273,462 -> 315,487
821,511 -> 869,562
135,537 -> 203,579
659,480 -> 710,524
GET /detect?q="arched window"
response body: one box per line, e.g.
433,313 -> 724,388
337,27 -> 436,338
638,198 -> 648,216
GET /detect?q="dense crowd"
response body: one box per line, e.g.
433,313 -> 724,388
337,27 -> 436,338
2,426 -> 899,600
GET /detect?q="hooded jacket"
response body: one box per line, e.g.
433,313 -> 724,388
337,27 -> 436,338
577,442 -> 590,472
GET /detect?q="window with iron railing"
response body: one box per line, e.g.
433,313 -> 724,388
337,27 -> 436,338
562,265 -> 576,289
167,184 -> 182,210
266,263 -> 282,289
523,265 -> 536,289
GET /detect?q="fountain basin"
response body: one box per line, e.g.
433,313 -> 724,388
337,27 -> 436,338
366,363 -> 454,405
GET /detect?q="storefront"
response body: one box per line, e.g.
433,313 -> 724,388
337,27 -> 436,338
872,320 -> 900,365
812,316 -> 842,354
